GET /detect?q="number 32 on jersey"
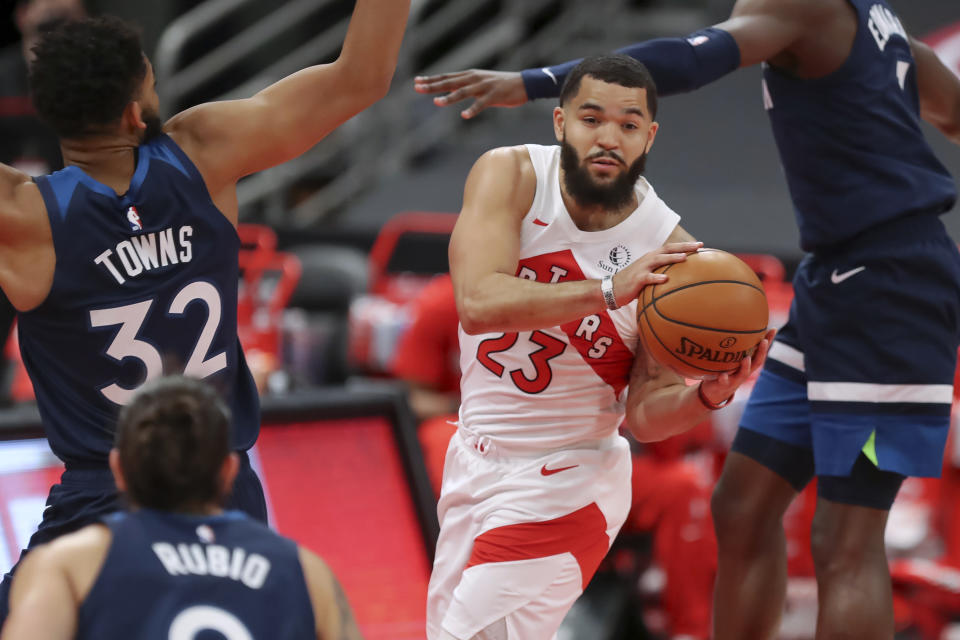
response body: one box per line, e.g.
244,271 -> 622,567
89,280 -> 227,405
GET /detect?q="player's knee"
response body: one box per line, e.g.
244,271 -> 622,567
710,481 -> 751,544
710,479 -> 777,551
809,513 -> 885,580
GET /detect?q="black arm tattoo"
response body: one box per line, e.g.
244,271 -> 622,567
331,576 -> 364,640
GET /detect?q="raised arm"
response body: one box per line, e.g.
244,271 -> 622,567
910,36 -> 960,145
299,547 -> 364,640
167,0 -> 410,190
450,147 -> 698,335
415,0 -> 825,119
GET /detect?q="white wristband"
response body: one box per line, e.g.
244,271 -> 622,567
601,275 -> 618,310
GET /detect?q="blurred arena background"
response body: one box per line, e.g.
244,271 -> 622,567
1,1 -> 960,638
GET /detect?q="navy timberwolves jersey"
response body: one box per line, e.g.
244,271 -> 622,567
20,135 -> 260,465
763,0 -> 957,251
77,509 -> 315,639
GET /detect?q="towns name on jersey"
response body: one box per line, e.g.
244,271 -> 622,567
94,225 -> 193,285
152,541 -> 271,590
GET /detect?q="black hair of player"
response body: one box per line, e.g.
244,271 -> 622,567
559,54 -> 658,119
116,376 -> 231,512
29,16 -> 147,139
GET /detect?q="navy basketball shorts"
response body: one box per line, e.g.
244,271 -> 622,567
735,214 -> 960,508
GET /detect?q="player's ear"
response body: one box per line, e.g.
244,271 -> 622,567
553,106 -> 565,143
124,100 -> 147,133
108,448 -> 126,493
220,452 -> 240,496
645,121 -> 659,154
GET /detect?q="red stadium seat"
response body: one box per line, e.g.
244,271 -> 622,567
367,211 -> 458,303
734,253 -> 787,284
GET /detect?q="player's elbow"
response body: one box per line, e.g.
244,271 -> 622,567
369,71 -> 395,101
457,295 -> 497,335
349,63 -> 396,106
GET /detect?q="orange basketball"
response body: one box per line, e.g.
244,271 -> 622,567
637,249 -> 769,379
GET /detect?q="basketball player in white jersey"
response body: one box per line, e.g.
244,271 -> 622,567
428,54 -> 775,640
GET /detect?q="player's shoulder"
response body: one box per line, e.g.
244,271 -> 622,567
0,163 -> 46,236
0,163 -> 39,198
297,545 -> 333,579
474,144 -> 533,174
468,145 -> 537,204
732,0 -> 839,26
18,524 -> 113,575
296,546 -> 336,610
46,523 -> 113,559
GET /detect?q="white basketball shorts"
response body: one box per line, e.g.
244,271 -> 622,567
426,428 -> 632,640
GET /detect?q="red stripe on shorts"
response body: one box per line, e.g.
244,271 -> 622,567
517,251 -> 634,396
465,502 -> 609,588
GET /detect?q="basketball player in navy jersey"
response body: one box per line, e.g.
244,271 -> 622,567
1,376 -> 362,640
416,1 -> 960,638
0,0 -> 409,625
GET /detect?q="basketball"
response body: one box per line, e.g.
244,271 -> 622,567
637,249 -> 769,380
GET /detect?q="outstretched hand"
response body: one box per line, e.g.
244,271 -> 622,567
414,69 -> 528,119
700,328 -> 776,404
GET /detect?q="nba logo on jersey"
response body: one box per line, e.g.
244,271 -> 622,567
196,524 -> 215,543
127,206 -> 143,232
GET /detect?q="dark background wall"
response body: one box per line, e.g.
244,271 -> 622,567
338,0 -> 960,266
2,0 -> 959,267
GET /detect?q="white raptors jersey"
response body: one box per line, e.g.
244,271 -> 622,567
458,144 -> 681,453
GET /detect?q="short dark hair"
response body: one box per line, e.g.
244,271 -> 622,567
559,54 -> 658,119
116,376 -> 231,512
29,16 -> 146,139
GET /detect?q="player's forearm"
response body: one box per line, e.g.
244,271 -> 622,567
337,0 -> 410,93
257,0 -> 409,135
521,29 -> 741,100
458,273 -> 607,335
625,382 -> 711,443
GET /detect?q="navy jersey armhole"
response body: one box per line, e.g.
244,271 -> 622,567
157,134 -> 237,231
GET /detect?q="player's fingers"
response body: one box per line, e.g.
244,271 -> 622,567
433,85 -> 480,106
462,96 -> 490,120
645,252 -> 689,270
729,355 -> 752,386
661,241 -> 703,254
414,72 -> 471,93
750,339 -> 771,373
641,272 -> 669,285
417,78 -> 470,96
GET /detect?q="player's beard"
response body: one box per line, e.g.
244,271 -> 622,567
141,112 -> 164,144
560,137 -> 646,211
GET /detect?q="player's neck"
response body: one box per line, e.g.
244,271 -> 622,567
170,501 -> 225,516
558,180 -> 638,232
60,133 -> 140,194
